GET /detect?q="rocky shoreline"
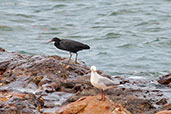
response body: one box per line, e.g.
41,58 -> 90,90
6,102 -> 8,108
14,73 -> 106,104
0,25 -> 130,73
0,48 -> 170,114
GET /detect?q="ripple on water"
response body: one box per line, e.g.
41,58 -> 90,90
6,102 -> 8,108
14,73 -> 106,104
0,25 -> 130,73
104,32 -> 121,39
52,4 -> 67,9
110,9 -> 138,16
156,40 -> 171,48
97,52 -> 108,55
0,25 -> 13,31
117,43 -> 139,49
91,26 -> 116,29
18,50 -> 34,55
135,22 -> 149,27
41,32 -> 62,35
15,14 -> 36,18
144,27 -> 162,32
0,0 -> 171,79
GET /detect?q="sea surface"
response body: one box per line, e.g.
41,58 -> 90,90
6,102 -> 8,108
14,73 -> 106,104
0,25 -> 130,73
0,0 -> 171,79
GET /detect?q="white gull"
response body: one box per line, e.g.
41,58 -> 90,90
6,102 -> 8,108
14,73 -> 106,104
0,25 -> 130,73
90,66 -> 120,101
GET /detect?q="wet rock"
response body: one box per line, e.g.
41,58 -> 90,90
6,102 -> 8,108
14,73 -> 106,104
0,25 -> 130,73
156,98 -> 168,105
0,61 -> 9,69
0,47 -> 5,52
0,90 -> 41,114
155,110 -> 171,114
0,61 -> 10,76
161,103 -> 171,110
0,48 -> 170,114
56,95 -> 131,114
0,49 -> 91,113
158,73 -> 171,87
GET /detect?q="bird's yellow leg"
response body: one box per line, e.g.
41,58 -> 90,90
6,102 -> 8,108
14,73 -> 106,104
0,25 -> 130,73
68,52 -> 72,63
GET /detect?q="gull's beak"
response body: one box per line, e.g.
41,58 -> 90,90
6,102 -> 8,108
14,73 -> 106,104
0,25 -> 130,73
47,39 -> 53,44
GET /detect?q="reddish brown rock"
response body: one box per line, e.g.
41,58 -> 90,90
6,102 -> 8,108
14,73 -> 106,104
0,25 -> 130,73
0,48 -> 170,114
0,90 -> 42,114
56,95 -> 131,114
158,73 -> 171,87
155,110 -> 171,114
0,47 -> 5,52
159,103 -> 171,113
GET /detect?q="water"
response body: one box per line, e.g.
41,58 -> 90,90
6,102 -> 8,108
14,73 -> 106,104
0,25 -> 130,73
0,0 -> 171,79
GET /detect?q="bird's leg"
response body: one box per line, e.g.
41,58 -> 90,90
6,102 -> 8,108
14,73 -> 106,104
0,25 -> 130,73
68,52 -> 72,63
103,90 -> 106,101
75,53 -> 79,64
102,90 -> 104,101
98,90 -> 104,101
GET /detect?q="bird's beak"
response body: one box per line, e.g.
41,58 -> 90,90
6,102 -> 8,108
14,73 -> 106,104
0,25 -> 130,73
47,39 -> 53,44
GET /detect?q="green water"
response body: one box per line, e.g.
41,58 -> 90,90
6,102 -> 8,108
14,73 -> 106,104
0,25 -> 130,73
0,0 -> 171,78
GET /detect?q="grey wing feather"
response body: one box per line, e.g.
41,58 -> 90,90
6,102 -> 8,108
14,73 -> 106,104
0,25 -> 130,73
98,77 -> 119,86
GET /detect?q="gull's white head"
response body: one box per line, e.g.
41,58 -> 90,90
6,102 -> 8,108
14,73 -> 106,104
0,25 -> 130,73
90,66 -> 97,72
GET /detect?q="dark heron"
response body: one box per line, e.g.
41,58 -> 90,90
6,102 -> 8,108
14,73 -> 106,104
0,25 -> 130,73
48,37 -> 90,63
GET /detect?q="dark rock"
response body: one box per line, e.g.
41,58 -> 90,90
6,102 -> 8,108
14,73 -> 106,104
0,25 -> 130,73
0,48 -> 170,114
156,98 -> 168,105
161,103 -> 171,110
158,73 -> 171,87
0,48 -> 5,52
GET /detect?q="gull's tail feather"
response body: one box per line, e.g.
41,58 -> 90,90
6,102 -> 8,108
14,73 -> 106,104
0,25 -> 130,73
105,84 -> 121,89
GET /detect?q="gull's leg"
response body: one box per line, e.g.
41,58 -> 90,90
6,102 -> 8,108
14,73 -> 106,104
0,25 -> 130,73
68,52 -> 72,63
103,90 -> 106,101
102,90 -> 104,101
75,53 -> 79,64
98,90 -> 104,101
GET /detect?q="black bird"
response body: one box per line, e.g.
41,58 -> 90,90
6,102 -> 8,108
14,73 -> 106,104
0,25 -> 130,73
48,37 -> 90,63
